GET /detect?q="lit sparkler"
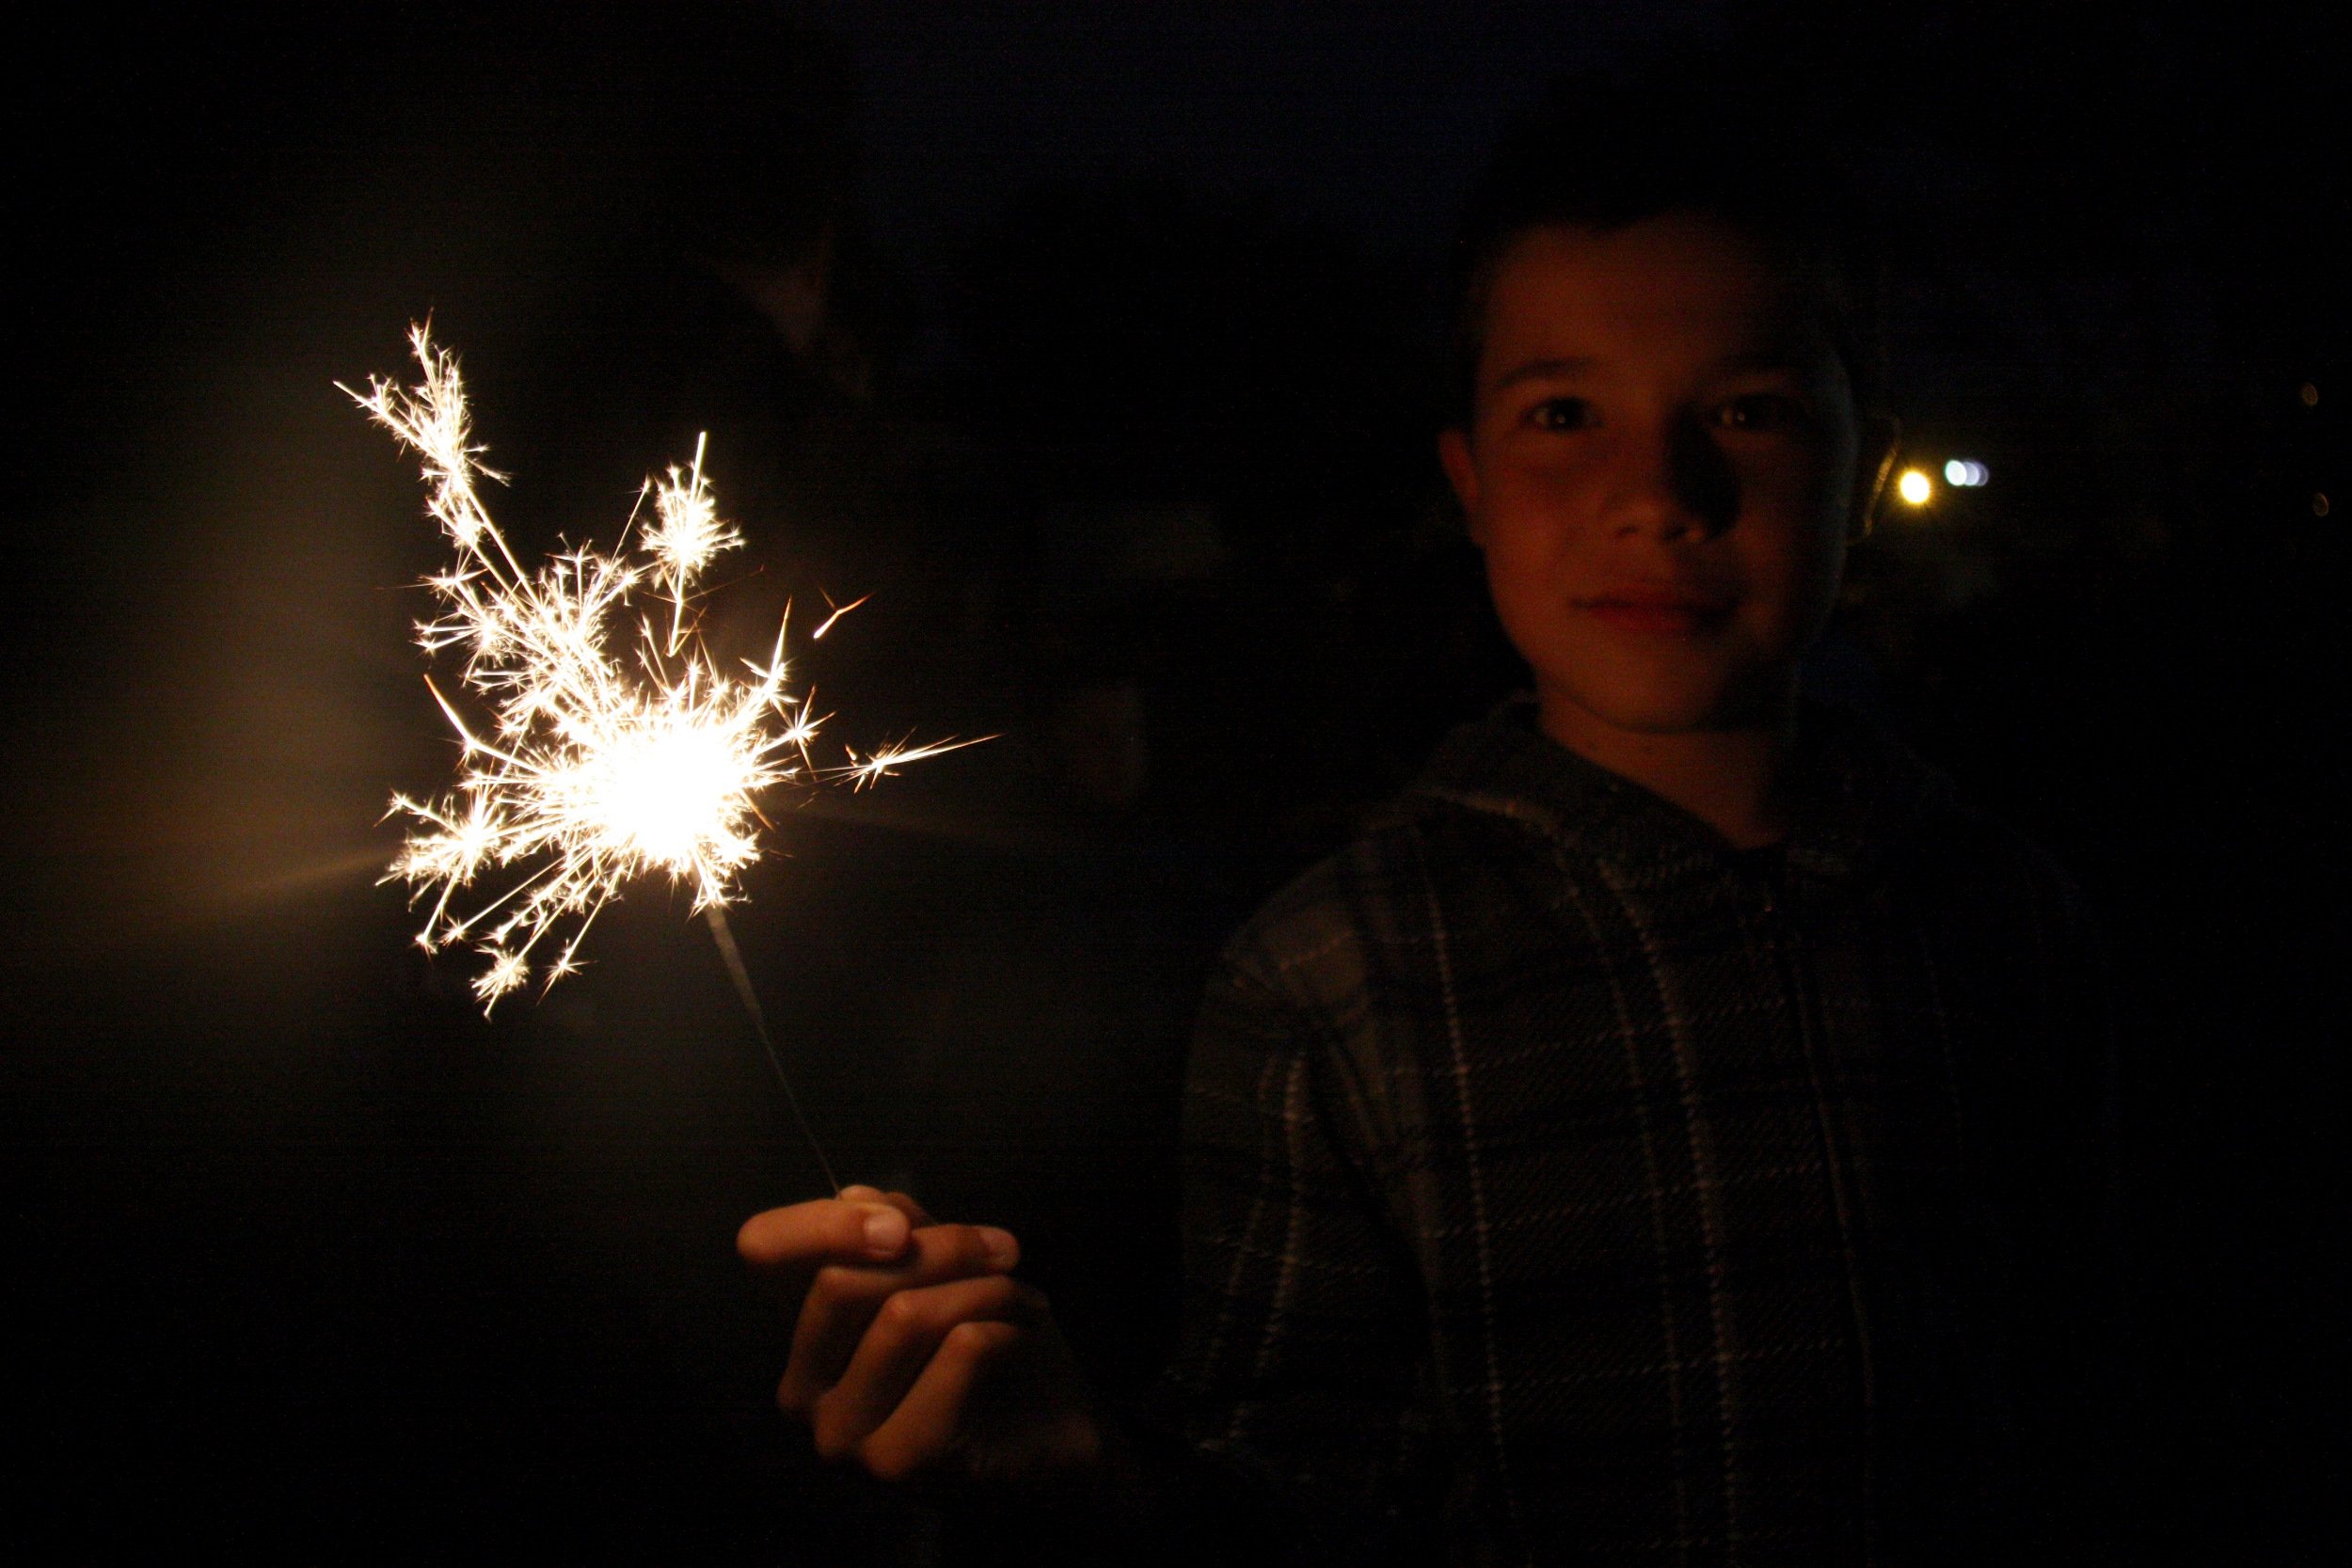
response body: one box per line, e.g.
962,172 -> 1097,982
348,325 -> 973,1017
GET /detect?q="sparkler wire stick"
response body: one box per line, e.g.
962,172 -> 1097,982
705,906 -> 842,1196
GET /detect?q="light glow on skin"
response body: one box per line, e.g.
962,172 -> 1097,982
348,325 -> 978,1009
1438,215 -> 1899,850
1442,217 -> 1892,741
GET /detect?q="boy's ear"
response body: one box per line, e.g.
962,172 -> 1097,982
1438,428 -> 1484,545
1850,414 -> 1901,544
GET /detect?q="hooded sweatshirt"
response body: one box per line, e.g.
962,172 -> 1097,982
1153,695 -> 2120,1567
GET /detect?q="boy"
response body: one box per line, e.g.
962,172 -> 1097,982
738,56 -> 2120,1566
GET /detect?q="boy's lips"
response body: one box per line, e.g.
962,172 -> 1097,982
1575,585 -> 1738,634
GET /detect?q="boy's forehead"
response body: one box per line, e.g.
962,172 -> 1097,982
1480,214 -> 1838,375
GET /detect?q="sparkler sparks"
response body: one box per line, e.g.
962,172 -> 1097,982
350,325 -> 974,1010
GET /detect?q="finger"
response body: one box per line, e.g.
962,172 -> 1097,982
786,1226 -> 1024,1408
838,1185 -> 939,1229
856,1320 -> 1024,1483
779,1223 -> 1022,1410
738,1198 -> 914,1270
810,1274 -> 1042,1460
885,1191 -> 939,1227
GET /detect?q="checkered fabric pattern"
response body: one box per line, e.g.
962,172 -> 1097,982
1156,698 -> 2118,1567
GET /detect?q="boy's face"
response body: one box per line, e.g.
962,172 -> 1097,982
1440,214 -> 1892,738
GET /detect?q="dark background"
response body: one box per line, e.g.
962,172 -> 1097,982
4,3 -> 2339,1560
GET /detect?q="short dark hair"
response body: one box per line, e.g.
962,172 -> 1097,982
1446,42 -> 1887,429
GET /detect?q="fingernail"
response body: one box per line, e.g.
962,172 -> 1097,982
977,1227 -> 1018,1267
863,1208 -> 909,1256
839,1184 -> 882,1201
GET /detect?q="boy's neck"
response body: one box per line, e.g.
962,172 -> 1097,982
1535,688 -> 1798,852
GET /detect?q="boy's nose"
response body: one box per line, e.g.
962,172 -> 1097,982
1606,416 -> 1739,540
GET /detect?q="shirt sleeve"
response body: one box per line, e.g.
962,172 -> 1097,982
1146,948 -> 1448,1567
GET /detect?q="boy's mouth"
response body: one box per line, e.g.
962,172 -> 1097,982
1575,585 -> 1737,635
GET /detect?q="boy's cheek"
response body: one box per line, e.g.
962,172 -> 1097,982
1480,532 -> 1581,623
1473,481 -> 1597,575
1517,458 -> 1605,523
1737,554 -> 1847,669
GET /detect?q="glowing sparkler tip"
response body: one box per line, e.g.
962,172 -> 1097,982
365,325 -> 976,1011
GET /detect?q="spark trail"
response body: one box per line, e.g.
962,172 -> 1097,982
350,325 -> 974,1012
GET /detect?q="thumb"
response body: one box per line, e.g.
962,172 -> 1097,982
839,1183 -> 938,1229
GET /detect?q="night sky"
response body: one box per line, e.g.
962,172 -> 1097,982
5,5 -> 2340,1560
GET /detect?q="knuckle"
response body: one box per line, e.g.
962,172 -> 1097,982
808,1397 -> 855,1463
875,1290 -> 928,1334
946,1319 -> 1016,1359
808,1263 -> 861,1302
860,1435 -> 919,1484
942,1319 -> 993,1356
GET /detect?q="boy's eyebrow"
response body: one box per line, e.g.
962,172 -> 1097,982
1486,346 -> 1828,396
1487,356 -> 1597,393
1712,349 -> 1817,375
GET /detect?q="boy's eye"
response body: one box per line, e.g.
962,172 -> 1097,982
1527,396 -> 1598,432
1715,393 -> 1808,432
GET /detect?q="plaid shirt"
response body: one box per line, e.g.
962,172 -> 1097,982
1152,698 -> 2118,1567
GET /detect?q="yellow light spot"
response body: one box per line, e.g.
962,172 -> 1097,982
1896,467 -> 1933,507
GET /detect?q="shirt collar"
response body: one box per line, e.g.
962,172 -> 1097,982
1405,693 -> 1957,891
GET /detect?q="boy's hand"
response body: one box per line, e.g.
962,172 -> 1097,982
738,1185 -> 1105,1487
